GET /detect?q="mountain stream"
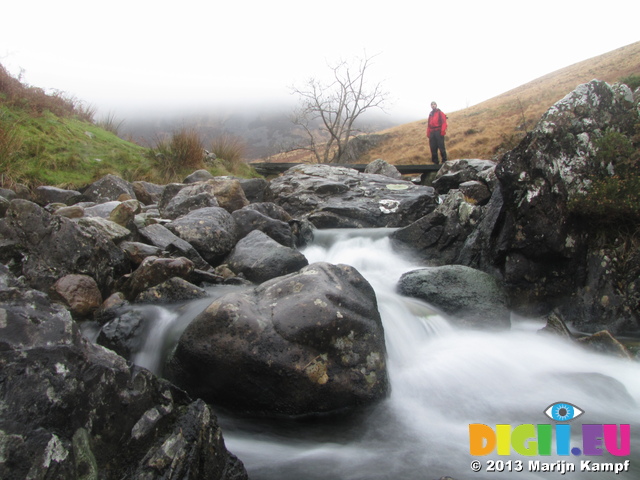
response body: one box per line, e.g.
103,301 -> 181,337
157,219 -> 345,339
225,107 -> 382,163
121,228 -> 640,479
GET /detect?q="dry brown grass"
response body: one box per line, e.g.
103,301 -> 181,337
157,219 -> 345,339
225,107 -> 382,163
320,41 -> 640,165
0,64 -> 95,122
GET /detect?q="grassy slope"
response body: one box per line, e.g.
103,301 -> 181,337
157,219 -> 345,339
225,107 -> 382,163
358,41 -> 640,165
1,106 -> 152,189
1,106 -> 258,190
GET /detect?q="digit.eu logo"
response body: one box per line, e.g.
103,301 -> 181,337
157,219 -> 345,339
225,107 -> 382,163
469,402 -> 630,457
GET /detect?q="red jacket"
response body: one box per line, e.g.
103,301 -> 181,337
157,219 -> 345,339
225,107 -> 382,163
427,109 -> 447,136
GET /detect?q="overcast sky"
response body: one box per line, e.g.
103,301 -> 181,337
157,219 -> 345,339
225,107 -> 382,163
2,0 -> 638,122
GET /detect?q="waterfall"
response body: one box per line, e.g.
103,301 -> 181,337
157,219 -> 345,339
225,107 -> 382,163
127,228 -> 640,479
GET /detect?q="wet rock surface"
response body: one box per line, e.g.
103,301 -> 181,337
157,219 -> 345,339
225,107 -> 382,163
266,164 -> 437,228
0,265 -> 247,480
167,262 -> 389,416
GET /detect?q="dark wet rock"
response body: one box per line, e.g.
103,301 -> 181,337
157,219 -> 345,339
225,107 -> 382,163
94,292 -> 130,325
266,164 -> 437,228
397,265 -> 510,330
0,199 -> 130,297
167,262 -> 389,416
0,265 -> 247,480
166,207 -> 238,265
225,230 -> 308,283
492,80 -> 639,329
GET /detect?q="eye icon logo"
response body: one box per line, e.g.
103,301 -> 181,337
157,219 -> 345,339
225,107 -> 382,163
544,402 -> 584,422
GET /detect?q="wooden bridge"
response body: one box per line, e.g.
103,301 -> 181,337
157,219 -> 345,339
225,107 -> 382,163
250,162 -> 441,182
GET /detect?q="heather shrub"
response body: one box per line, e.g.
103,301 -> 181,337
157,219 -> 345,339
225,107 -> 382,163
569,127 -> 640,224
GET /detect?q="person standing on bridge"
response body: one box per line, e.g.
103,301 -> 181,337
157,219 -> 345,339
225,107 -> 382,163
427,101 -> 448,164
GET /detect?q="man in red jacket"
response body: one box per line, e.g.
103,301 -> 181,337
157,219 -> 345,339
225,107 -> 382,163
427,101 -> 447,164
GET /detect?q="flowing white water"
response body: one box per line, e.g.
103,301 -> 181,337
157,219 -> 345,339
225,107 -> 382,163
217,229 -> 640,480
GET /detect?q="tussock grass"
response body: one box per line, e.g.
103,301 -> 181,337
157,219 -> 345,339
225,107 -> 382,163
97,112 -> 125,136
150,127 -> 205,183
210,134 -> 245,165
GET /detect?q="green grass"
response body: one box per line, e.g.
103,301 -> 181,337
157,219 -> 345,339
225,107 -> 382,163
0,105 -> 153,188
0,105 -> 262,189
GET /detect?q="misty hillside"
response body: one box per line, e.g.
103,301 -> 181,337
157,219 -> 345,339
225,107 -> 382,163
121,107 -> 399,161
357,41 -> 640,165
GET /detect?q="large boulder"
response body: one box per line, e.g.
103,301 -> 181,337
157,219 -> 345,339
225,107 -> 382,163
0,199 -> 130,296
166,207 -> 238,265
167,262 -> 389,416
0,265 -> 247,480
492,80 -> 639,329
397,265 -> 510,330
225,230 -> 308,283
266,164 -> 436,228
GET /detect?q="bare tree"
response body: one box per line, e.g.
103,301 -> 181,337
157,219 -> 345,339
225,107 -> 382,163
291,54 -> 388,164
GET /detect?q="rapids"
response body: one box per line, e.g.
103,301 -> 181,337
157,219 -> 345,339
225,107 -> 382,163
128,228 -> 640,479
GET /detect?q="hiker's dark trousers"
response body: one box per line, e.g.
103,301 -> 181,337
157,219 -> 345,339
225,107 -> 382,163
429,131 -> 447,164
